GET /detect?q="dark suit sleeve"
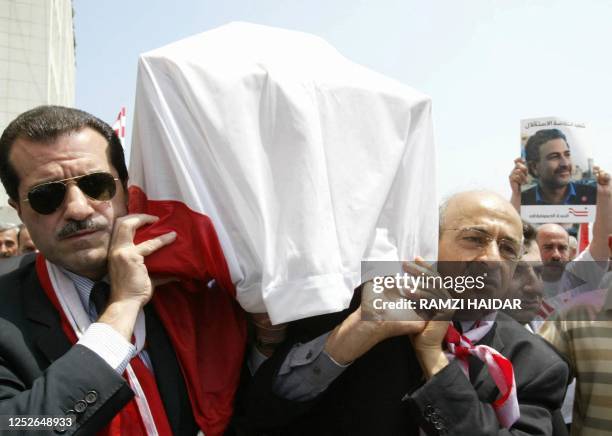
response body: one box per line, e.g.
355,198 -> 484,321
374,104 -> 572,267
0,318 -> 134,435
246,339 -> 323,430
409,358 -> 569,436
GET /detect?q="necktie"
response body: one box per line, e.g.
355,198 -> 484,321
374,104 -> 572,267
89,282 -> 110,317
444,323 -> 520,428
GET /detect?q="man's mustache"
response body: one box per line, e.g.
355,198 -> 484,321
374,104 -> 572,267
555,164 -> 571,174
57,219 -> 107,240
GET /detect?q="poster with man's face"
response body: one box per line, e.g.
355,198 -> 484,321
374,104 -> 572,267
520,117 -> 597,223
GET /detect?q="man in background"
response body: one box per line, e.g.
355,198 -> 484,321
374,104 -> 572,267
568,236 -> 578,260
17,224 -> 36,254
539,258 -> 612,435
0,224 -> 36,276
509,159 -> 610,298
0,222 -> 18,257
537,224 -> 571,285
504,221 -> 544,330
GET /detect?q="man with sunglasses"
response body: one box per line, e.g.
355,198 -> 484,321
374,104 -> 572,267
0,106 -> 202,434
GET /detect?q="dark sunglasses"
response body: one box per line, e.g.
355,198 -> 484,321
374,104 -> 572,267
23,172 -> 119,215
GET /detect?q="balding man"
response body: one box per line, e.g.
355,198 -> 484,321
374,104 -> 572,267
537,224 -> 571,284
0,222 -> 18,258
537,222 -> 608,305
246,191 -> 569,435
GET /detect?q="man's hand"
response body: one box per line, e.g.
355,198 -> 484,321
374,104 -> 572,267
251,313 -> 287,357
99,214 -> 176,340
324,303 -> 425,365
411,321 -> 450,378
325,259 -> 442,366
509,157 -> 528,211
404,259 -> 453,378
591,166 -> 612,261
594,165 -> 610,196
509,157 -> 528,195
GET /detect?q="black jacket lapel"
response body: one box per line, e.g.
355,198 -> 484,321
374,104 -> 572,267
470,322 -> 506,403
21,262 -> 197,434
22,266 -> 72,366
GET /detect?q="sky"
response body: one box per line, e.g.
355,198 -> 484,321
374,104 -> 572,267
73,0 -> 612,201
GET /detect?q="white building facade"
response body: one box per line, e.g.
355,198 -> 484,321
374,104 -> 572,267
0,0 -> 75,222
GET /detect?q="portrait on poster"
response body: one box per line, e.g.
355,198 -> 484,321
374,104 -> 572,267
520,117 -> 597,223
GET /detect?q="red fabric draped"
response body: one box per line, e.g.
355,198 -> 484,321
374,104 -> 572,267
129,186 -> 247,435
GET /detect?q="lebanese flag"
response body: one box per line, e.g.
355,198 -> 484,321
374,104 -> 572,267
578,223 -> 590,253
112,107 -> 127,146
130,187 -> 247,436
128,21 -> 439,435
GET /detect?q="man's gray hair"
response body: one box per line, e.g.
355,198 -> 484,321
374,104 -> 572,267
438,196 -> 451,235
0,222 -> 18,232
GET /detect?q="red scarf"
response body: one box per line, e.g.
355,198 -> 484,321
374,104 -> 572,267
37,256 -> 173,436
35,186 -> 247,435
444,322 -> 519,428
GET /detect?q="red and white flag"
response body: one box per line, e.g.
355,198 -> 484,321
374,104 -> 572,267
128,23 -> 439,433
130,22 -> 438,325
578,222 -> 590,253
112,106 -> 126,146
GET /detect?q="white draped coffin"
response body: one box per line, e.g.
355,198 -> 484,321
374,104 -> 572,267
130,22 -> 438,324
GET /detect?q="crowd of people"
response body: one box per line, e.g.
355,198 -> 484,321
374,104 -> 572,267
0,105 -> 610,435
0,222 -> 37,275
0,223 -> 35,257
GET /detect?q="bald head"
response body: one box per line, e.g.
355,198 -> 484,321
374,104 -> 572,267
439,191 -> 523,244
437,191 -> 523,319
536,223 -> 570,281
537,224 -> 569,242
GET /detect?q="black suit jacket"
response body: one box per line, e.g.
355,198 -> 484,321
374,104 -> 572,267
246,302 -> 570,436
0,260 -> 198,435
0,252 -> 36,277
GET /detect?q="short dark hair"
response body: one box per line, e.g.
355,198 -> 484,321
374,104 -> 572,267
0,105 -> 128,201
524,129 -> 569,178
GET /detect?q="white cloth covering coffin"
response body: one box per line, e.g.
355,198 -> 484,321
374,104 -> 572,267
130,22 -> 438,324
